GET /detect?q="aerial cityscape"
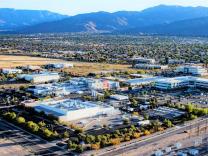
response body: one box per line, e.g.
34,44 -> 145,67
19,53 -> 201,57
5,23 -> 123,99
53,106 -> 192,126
0,0 -> 208,156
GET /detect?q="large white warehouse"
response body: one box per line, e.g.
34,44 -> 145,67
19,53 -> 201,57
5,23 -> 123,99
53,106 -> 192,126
18,72 -> 60,83
27,99 -> 118,121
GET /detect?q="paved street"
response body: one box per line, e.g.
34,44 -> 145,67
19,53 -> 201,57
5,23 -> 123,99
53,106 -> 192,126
88,118 -> 208,156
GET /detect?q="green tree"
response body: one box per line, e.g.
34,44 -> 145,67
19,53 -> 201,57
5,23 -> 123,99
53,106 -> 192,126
38,121 -> 46,127
43,128 -> 53,138
76,145 -> 84,153
4,112 -> 17,120
63,131 -> 70,138
185,103 -> 194,113
152,120 -> 162,131
16,116 -> 26,124
27,121 -> 39,133
164,119 -> 173,128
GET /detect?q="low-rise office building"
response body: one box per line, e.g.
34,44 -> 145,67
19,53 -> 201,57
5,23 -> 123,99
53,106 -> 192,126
125,77 -> 162,86
24,65 -> 42,71
27,83 -> 70,97
176,65 -> 208,76
134,64 -> 168,70
18,72 -> 60,83
47,63 -> 73,69
132,57 -> 156,64
155,76 -> 208,90
168,59 -> 185,64
69,77 -> 120,90
110,94 -> 129,101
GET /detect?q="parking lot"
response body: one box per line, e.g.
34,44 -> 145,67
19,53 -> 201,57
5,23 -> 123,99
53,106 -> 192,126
0,119 -> 69,156
134,88 -> 208,108
72,111 -> 125,132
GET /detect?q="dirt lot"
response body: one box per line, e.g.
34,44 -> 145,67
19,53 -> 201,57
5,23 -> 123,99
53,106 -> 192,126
0,55 -> 136,76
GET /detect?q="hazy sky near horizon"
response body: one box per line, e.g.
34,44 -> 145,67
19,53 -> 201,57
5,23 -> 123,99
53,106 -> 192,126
1,0 -> 208,15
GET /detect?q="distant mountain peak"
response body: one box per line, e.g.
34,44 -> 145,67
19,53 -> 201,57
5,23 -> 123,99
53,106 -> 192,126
2,5 -> 208,36
0,8 -> 68,31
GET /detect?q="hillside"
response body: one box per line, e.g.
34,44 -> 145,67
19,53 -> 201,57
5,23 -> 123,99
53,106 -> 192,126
17,5 -> 208,34
124,16 -> 208,36
0,8 -> 68,31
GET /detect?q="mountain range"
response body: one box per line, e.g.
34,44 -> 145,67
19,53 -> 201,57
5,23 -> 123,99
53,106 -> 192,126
0,8 -> 68,31
1,5 -> 208,36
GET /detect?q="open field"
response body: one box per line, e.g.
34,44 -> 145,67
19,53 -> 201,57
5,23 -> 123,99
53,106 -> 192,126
0,55 -> 61,68
0,55 -> 136,76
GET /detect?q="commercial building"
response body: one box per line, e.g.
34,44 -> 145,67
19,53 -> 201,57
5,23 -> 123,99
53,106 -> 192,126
155,76 -> 208,90
130,74 -> 153,78
69,77 -> 120,90
176,65 -> 208,76
110,94 -> 129,101
26,99 -> 118,121
168,59 -> 185,65
1,68 -> 23,74
23,65 -> 42,71
125,77 -> 162,86
18,72 -> 60,83
47,63 -> 73,69
27,83 -> 71,97
132,57 -> 156,64
134,64 -> 168,70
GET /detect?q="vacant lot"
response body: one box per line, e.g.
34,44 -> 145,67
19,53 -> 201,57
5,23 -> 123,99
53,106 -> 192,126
0,55 -> 61,68
0,55 -> 136,76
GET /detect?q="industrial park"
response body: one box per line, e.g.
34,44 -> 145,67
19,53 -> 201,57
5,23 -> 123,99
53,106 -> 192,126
0,53 -> 207,156
1,2 -> 208,155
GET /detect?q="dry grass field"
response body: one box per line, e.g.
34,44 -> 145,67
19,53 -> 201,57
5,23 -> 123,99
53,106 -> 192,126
0,55 -> 136,76
0,55 -> 61,68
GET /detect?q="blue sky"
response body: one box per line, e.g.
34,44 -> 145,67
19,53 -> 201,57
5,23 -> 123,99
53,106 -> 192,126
1,0 -> 208,15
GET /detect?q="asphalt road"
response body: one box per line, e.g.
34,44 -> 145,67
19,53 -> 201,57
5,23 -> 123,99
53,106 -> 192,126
0,119 -> 70,156
97,118 -> 208,156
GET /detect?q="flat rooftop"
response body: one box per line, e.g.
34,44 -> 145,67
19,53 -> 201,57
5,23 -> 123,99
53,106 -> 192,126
34,99 -> 109,116
125,77 -> 162,85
